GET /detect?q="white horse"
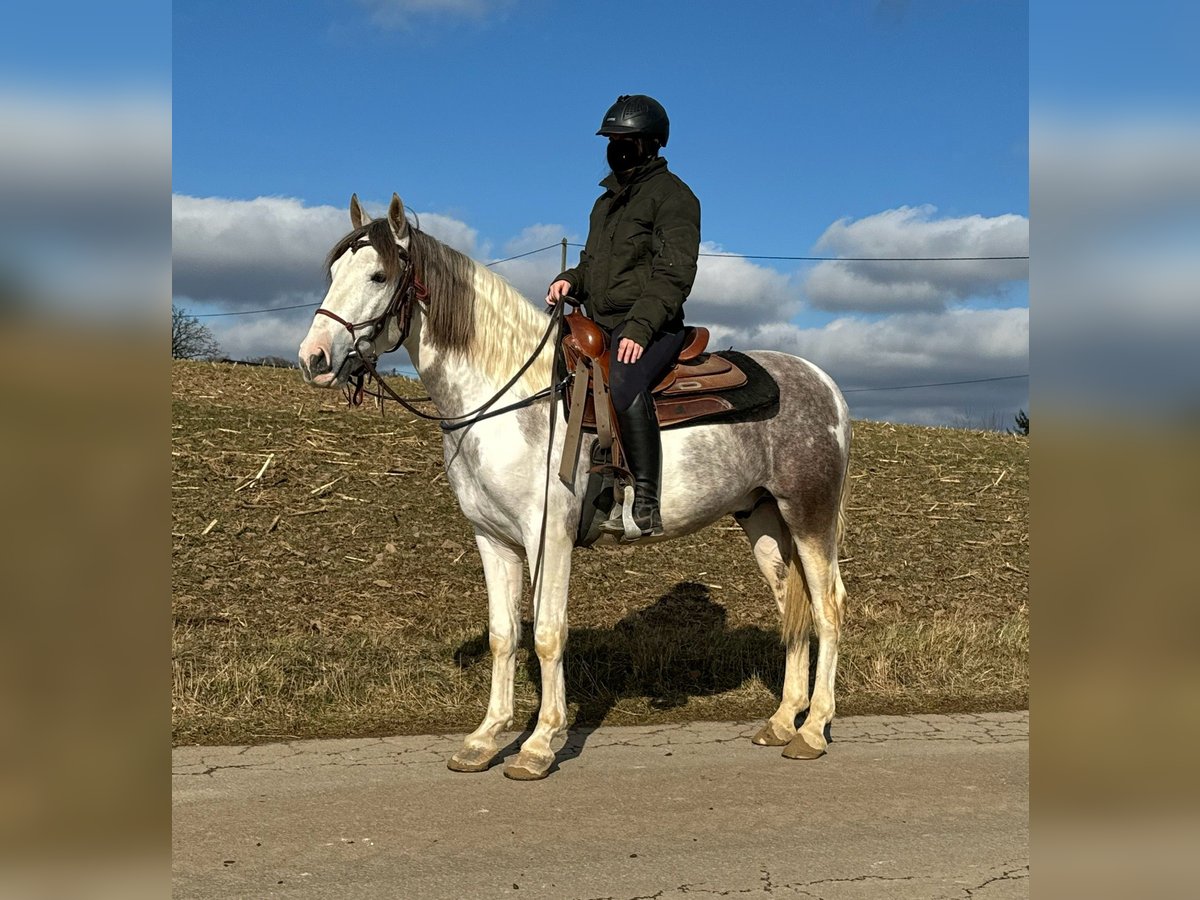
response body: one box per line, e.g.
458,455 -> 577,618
299,194 -> 851,780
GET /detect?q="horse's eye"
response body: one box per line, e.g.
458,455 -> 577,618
370,272 -> 387,284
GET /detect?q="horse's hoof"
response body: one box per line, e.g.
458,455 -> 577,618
751,721 -> 794,747
502,752 -> 554,781
781,733 -> 826,760
447,746 -> 498,773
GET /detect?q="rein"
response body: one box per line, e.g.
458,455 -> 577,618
315,235 -> 574,432
353,300 -> 569,433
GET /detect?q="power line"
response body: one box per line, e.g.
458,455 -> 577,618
190,244 -> 564,318
187,241 -> 1029,319
841,374 -> 1028,393
485,243 -> 562,266
564,242 -> 1027,261
193,301 -> 318,318
702,253 -> 1028,261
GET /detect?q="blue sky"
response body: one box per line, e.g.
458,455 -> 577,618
169,0 -> 1029,427
174,1 -> 1027,246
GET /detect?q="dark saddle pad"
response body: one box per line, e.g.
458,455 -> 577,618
650,350 -> 779,429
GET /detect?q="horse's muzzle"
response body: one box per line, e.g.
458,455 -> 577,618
301,347 -> 332,382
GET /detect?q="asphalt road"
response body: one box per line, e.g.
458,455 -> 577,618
173,712 -> 1028,899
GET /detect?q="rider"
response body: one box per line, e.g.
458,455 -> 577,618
546,94 -> 701,539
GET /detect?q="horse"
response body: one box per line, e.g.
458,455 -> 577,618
298,194 -> 851,780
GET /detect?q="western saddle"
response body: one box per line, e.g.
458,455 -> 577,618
557,311 -> 748,486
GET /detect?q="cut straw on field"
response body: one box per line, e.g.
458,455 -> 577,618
172,360 -> 1028,746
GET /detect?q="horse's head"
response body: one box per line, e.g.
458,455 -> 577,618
298,193 -> 417,387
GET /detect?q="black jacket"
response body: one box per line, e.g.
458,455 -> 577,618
555,157 -> 700,348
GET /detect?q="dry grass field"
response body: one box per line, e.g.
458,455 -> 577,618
172,360 -> 1028,746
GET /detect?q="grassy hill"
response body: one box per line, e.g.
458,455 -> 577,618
172,360 -> 1028,746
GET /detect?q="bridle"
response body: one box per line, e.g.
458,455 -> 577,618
314,237 -> 428,401
313,232 -> 572,430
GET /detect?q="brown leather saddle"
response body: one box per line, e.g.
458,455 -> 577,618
556,312 -> 749,486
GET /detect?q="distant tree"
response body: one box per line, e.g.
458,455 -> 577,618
172,305 -> 221,360
952,409 -> 1008,433
248,355 -> 298,368
1010,409 -> 1029,436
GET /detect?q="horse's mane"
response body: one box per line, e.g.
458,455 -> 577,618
325,218 -> 553,393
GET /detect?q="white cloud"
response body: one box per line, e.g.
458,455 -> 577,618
172,192 -> 490,371
174,193 -> 1031,425
710,306 -> 1029,383
686,243 -> 802,329
708,307 -> 1029,425
407,210 -> 482,258
172,194 -> 481,309
482,223 -> 576,300
488,259 -> 566,306
172,195 -> 345,307
357,0 -> 514,27
484,236 -> 804,325
502,224 -> 570,257
804,205 -> 1028,312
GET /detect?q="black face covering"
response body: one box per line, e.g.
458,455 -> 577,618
607,138 -> 651,176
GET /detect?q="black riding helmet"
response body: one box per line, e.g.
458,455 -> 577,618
596,94 -> 670,147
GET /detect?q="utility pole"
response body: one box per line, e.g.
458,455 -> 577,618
561,237 -> 568,273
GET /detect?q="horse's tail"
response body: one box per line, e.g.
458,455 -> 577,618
782,420 -> 851,646
831,421 -> 853,632
836,425 -> 853,549
780,546 -> 813,648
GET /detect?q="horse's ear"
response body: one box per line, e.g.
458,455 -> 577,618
387,193 -> 409,240
349,193 -> 370,229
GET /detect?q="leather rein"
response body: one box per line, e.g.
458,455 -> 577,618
314,237 -> 571,433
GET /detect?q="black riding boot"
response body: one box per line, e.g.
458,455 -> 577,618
600,391 -> 664,540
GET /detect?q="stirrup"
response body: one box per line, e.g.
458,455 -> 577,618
598,485 -> 663,541
599,513 -> 662,541
598,507 -> 624,534
627,508 -> 664,541
598,484 -> 637,539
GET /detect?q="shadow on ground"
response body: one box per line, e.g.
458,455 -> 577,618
453,580 -> 814,767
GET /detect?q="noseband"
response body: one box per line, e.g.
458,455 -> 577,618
314,237 -> 429,398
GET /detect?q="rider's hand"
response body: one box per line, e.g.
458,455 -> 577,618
546,279 -> 572,305
616,337 -> 644,365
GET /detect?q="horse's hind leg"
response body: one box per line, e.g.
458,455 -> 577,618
776,510 -> 847,760
736,498 -> 812,748
448,533 -> 523,773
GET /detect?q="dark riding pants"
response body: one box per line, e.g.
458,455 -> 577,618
606,321 -> 686,412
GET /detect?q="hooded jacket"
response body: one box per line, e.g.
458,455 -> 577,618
554,157 -> 700,349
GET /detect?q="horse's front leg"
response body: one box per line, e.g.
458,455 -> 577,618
448,532 -> 524,773
503,531 -> 573,781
